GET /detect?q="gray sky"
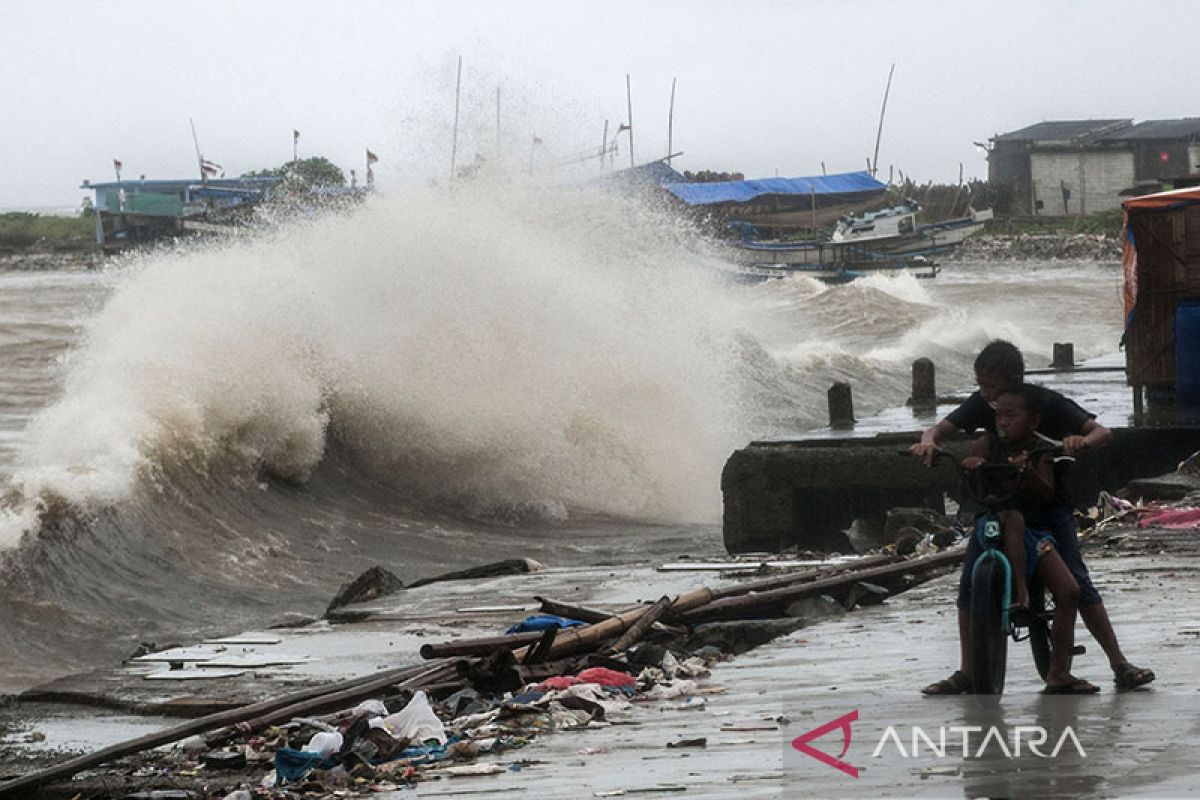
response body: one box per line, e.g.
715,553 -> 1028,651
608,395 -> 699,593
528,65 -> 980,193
3,0 -> 1198,210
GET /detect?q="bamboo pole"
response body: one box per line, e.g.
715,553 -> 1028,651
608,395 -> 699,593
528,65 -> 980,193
607,596 -> 672,654
420,631 -> 546,659
511,605 -> 649,662
535,597 -> 615,624
0,662 -> 453,798
680,549 -> 962,623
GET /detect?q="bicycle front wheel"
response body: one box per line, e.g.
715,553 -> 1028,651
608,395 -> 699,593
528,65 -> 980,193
970,553 -> 1009,698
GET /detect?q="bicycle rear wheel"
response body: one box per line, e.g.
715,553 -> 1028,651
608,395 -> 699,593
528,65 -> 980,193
970,554 -> 1009,698
1028,582 -> 1052,680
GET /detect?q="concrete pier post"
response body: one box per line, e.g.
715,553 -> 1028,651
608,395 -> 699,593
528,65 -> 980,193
828,382 -> 855,429
911,358 -> 936,411
1052,342 -> 1075,371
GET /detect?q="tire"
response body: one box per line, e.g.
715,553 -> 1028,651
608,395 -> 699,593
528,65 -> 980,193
970,553 -> 1009,698
1028,580 -> 1071,680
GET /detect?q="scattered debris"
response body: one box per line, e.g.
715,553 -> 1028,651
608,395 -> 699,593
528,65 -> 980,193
325,565 -> 404,615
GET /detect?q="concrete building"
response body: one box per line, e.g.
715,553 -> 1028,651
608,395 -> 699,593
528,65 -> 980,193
987,118 -> 1200,216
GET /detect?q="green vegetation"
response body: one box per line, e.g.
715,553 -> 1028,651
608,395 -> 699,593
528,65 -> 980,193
0,212 -> 95,251
985,208 -> 1124,237
244,156 -> 347,191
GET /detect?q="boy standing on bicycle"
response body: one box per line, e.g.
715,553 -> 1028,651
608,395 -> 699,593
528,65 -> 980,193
912,340 -> 1155,694
961,385 -> 1092,693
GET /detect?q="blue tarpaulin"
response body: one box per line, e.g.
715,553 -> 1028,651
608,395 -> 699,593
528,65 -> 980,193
663,171 -> 886,206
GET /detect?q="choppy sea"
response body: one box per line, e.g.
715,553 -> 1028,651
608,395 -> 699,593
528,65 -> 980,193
0,183 -> 1123,692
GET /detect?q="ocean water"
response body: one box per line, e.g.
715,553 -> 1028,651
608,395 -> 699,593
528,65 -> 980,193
0,183 -> 1124,692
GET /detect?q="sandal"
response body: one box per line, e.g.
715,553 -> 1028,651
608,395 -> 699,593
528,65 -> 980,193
1113,662 -> 1155,690
922,670 -> 972,695
1043,678 -> 1101,695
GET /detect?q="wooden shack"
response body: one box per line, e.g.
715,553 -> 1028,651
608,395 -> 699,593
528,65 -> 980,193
1122,186 -> 1200,410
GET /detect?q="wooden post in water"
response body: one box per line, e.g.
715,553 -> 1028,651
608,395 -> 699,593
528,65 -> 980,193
911,358 -> 937,412
1052,342 -> 1075,371
828,382 -> 855,429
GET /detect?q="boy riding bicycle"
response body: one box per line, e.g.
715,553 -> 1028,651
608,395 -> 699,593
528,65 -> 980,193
912,340 -> 1154,693
959,385 -> 1090,693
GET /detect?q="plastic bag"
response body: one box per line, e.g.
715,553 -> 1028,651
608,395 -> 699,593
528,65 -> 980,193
370,690 -> 447,745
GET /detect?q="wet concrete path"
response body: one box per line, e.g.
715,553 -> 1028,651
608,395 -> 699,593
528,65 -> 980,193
395,544 -> 1199,799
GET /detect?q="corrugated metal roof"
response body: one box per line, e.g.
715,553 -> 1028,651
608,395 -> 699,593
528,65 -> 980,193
80,177 -> 282,191
1099,118 -> 1200,142
1122,185 -> 1200,211
991,119 -> 1131,143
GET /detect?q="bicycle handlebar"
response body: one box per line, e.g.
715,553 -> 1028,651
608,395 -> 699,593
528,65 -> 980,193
899,443 -> 1072,510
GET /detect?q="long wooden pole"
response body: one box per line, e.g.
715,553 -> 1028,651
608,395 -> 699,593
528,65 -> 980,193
608,596 -> 671,654
871,63 -> 896,176
0,662 -> 451,798
420,631 -> 545,659
681,548 -> 962,623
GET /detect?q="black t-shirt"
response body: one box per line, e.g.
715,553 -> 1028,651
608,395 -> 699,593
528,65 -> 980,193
945,384 -> 1094,439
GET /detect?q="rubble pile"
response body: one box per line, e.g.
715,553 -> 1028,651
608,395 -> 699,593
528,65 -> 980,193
0,550 -> 963,798
955,233 -> 1121,261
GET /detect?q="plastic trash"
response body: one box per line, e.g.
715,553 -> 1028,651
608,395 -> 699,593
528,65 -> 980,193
371,690 -> 447,745
353,699 -> 388,717
303,730 -> 343,758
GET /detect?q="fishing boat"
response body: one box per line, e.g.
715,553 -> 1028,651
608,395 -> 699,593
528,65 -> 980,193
723,202 -> 989,274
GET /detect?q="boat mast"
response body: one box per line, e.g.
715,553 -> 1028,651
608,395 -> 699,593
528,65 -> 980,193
189,118 -> 205,184
451,55 -> 462,182
871,63 -> 895,176
625,74 -> 635,168
667,77 -> 676,165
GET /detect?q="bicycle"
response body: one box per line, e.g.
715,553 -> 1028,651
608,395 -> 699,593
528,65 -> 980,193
907,442 -> 1085,699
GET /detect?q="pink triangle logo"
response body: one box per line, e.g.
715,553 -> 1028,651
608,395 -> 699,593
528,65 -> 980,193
791,709 -> 860,778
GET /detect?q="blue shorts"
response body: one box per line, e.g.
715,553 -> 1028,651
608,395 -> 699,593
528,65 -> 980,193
956,508 -> 1096,609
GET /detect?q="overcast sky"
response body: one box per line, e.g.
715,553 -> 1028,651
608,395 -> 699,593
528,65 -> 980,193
4,0 -> 1198,210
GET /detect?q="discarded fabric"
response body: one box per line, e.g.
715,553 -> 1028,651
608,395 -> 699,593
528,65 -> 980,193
576,666 -> 637,689
506,614 -> 585,634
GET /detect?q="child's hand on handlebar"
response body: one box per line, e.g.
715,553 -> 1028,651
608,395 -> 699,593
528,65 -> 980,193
961,455 -> 985,471
909,442 -> 938,465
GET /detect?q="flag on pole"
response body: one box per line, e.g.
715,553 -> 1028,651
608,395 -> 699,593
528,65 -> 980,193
532,135 -> 543,145
113,159 -> 123,171
617,123 -> 631,132
200,159 -> 223,176
366,149 -> 379,165
293,129 -> 300,142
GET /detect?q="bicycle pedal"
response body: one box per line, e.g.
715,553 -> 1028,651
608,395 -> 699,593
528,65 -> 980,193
1008,606 -> 1035,627
1071,645 -> 1086,655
